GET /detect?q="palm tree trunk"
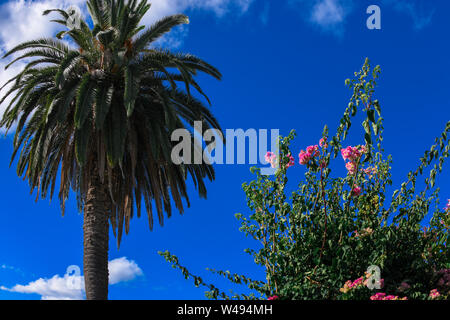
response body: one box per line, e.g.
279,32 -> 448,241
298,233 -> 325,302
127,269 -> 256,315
83,162 -> 110,300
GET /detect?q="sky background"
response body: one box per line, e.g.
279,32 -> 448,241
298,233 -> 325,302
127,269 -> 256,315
0,0 -> 449,300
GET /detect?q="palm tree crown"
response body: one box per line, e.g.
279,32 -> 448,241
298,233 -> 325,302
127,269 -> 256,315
0,0 -> 223,246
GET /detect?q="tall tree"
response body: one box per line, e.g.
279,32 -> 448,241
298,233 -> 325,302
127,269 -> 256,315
0,0 -> 222,300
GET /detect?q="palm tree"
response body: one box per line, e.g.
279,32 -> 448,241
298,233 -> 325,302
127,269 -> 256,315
0,0 -> 222,300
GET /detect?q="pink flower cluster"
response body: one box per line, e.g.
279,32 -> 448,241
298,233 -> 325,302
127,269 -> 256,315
429,289 -> 440,299
299,145 -> 320,165
352,186 -> 362,196
265,152 -> 278,169
265,152 -> 295,169
370,293 -> 407,300
286,154 -> 295,169
445,199 -> 450,212
319,137 -> 328,149
341,145 -> 367,175
267,295 -> 279,300
341,145 -> 367,161
340,275 -> 368,293
340,273 -> 384,294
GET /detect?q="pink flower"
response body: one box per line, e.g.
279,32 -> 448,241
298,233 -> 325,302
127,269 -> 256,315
298,150 -> 311,165
265,152 -> 278,168
306,145 -> 320,157
299,144 -> 321,166
370,292 -> 386,300
341,145 -> 369,176
265,152 -> 275,163
353,277 -> 364,286
345,161 -> 357,175
319,137 -> 328,149
370,292 -> 407,301
340,280 -> 353,293
352,186 -> 362,196
341,146 -> 353,161
286,154 -> 295,169
268,295 -> 279,300
445,199 -> 450,212
341,145 -> 365,162
352,149 -> 362,160
429,289 -> 440,299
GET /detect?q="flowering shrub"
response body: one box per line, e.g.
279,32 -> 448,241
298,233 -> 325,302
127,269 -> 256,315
160,59 -> 450,300
429,289 -> 440,299
370,293 -> 407,300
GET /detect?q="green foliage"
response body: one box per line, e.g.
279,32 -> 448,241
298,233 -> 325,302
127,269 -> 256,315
160,59 -> 450,300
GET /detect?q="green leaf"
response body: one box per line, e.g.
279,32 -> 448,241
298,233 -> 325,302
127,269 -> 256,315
124,65 -> 140,117
74,74 -> 94,129
75,120 -> 92,166
104,102 -> 127,167
365,132 -> 372,145
95,83 -> 114,129
367,109 -> 376,123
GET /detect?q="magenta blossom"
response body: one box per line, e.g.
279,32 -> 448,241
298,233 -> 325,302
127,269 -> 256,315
265,152 -> 278,169
306,145 -> 320,157
352,186 -> 362,196
341,146 -> 362,162
429,289 -> 440,299
345,161 -> 357,175
265,151 -> 275,163
319,137 -> 328,149
286,154 -> 295,169
298,150 -> 311,165
298,145 -> 320,166
370,292 -> 407,301
341,145 -> 367,175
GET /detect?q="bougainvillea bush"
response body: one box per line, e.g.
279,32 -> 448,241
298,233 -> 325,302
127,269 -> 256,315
160,59 -> 450,300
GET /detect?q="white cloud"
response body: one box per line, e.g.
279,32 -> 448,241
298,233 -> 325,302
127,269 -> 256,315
289,0 -> 353,36
0,0 -> 87,122
0,0 -> 86,51
1,273 -> 85,300
311,0 -> 346,27
0,257 -> 143,300
108,257 -> 143,285
289,0 -> 434,35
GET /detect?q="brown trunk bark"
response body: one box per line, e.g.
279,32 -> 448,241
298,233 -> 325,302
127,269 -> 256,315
83,162 -> 110,300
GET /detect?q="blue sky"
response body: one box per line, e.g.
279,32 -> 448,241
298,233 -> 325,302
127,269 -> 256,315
0,0 -> 449,300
